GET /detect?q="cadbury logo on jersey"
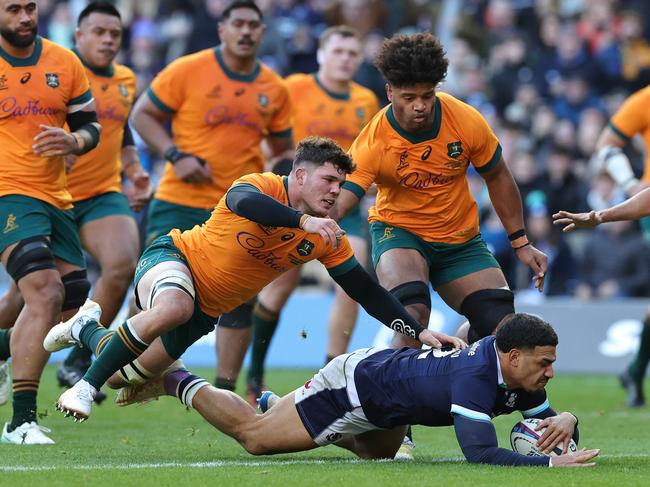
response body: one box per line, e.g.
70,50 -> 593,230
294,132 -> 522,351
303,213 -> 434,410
0,97 -> 60,117
399,171 -> 455,189
236,231 -> 288,273
45,73 -> 59,88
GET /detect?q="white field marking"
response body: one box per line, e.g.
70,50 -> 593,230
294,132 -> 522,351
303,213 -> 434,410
3,454 -> 648,472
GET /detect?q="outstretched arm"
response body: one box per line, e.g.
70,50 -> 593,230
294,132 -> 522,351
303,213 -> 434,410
331,264 -> 465,349
453,414 -> 596,467
554,187 -> 650,231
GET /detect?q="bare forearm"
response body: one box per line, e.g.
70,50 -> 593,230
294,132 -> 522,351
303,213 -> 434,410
484,165 -> 525,234
599,188 -> 650,222
121,146 -> 145,181
131,111 -> 173,155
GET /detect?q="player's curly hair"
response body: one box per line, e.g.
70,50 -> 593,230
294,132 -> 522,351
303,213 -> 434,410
374,32 -> 448,87
495,313 -> 558,352
294,136 -> 356,174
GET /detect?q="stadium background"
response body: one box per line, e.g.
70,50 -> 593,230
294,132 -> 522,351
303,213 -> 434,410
7,0 -> 650,372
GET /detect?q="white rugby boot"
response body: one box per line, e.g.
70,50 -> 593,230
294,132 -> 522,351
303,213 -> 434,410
44,299 -> 102,352
56,379 -> 96,422
1,421 -> 55,445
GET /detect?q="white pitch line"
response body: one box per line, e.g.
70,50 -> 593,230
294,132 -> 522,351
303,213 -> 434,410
2,455 -> 648,472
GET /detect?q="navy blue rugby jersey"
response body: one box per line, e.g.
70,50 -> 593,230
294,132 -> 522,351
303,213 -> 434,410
353,336 -> 550,429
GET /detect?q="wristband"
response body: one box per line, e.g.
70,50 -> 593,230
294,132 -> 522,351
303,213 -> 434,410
508,229 -> 526,241
164,146 -> 201,165
513,242 -> 531,251
510,235 -> 529,249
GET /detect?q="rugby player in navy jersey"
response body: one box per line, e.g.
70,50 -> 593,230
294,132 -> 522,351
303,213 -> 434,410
117,313 -> 599,467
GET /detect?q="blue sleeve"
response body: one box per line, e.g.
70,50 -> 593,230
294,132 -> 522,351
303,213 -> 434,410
453,414 -> 550,466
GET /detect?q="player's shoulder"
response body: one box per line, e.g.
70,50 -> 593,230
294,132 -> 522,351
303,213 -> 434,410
624,84 -> 650,107
164,47 -> 216,73
351,105 -> 391,151
284,72 -> 313,87
257,62 -> 285,85
113,63 -> 136,84
437,91 -> 480,115
234,171 -> 283,189
349,81 -> 378,103
40,37 -> 81,66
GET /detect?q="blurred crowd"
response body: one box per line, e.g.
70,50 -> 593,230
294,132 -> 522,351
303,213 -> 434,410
35,0 -> 650,299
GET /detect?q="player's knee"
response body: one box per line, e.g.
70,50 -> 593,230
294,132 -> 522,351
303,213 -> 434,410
6,236 -> 57,283
157,297 -> 194,327
61,269 -> 91,312
460,288 -> 514,341
101,253 -> 138,283
389,281 -> 431,321
28,274 -> 65,311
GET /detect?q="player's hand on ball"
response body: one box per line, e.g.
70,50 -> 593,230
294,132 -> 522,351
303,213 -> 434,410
550,448 -> 600,467
301,216 -> 345,248
33,125 -> 79,157
535,412 -> 578,454
418,329 -> 467,350
552,210 -> 602,232
515,244 -> 547,292
173,155 -> 213,184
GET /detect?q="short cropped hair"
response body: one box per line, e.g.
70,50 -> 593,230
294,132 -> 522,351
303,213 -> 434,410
495,313 -> 558,352
78,1 -> 121,26
222,0 -> 263,21
294,137 -> 355,174
318,25 -> 361,49
374,32 -> 448,87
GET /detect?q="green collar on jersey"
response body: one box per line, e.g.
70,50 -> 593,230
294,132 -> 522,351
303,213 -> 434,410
0,35 -> 43,67
72,48 -> 115,77
313,73 -> 350,101
214,47 -> 260,82
386,96 -> 442,143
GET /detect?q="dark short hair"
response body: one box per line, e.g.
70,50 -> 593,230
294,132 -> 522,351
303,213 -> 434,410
374,32 -> 448,87
294,137 -> 355,174
77,1 -> 121,26
495,313 -> 558,352
318,25 -> 361,49
222,0 -> 263,21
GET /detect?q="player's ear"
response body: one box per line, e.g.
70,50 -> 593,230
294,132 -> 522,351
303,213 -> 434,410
386,83 -> 393,102
316,48 -> 324,66
295,166 -> 307,185
508,348 -> 520,367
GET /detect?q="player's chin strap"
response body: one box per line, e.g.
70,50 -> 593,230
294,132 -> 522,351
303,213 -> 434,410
590,146 -> 639,194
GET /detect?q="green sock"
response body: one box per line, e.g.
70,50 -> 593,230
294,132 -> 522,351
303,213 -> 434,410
628,318 -> 650,381
83,321 -> 148,390
63,345 -> 93,366
247,302 -> 279,384
0,329 -> 10,361
78,320 -> 113,357
9,380 -> 38,430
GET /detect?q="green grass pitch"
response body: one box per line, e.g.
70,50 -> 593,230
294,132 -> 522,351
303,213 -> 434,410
1,366 -> 648,486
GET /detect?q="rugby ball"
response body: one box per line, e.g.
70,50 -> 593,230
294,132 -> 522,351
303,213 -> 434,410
510,418 -> 578,457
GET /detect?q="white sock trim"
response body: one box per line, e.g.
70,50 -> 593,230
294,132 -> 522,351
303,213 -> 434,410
180,379 -> 210,408
124,319 -> 149,348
